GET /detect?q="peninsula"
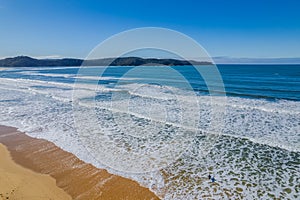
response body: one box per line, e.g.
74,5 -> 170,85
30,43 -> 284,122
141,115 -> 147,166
0,56 -> 212,67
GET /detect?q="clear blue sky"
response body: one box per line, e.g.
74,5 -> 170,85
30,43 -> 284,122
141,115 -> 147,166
0,0 -> 299,59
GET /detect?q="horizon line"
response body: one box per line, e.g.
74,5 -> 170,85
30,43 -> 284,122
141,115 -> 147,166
1,55 -> 300,64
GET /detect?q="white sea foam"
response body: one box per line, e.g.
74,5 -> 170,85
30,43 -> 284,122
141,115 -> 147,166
0,76 -> 299,199
17,70 -> 141,81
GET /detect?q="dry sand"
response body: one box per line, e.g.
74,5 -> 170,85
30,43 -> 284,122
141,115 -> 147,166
0,144 -> 72,200
0,125 -> 160,200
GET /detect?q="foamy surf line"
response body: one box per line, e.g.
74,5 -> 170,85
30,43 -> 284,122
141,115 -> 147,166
0,77 -> 299,152
0,76 -> 299,199
0,125 -> 159,200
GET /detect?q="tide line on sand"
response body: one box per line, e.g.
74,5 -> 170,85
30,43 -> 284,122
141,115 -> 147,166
0,125 -> 160,200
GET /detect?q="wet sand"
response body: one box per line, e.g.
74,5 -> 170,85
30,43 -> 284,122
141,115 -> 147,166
0,125 -> 160,200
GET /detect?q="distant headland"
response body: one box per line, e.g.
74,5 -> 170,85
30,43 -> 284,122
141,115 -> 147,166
0,56 -> 212,67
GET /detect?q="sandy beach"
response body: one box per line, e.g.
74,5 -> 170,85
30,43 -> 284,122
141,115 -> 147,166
0,125 -> 160,200
0,143 -> 71,200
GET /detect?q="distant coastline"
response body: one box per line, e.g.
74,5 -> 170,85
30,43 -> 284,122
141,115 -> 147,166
0,56 -> 212,67
213,57 -> 300,64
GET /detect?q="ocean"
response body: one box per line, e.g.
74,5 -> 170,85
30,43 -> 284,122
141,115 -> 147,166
0,64 -> 299,199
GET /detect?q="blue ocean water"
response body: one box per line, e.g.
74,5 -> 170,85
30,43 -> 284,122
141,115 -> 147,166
0,65 -> 299,199
1,64 -> 299,101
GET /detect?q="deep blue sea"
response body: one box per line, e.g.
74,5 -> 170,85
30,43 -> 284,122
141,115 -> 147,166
1,64 -> 300,100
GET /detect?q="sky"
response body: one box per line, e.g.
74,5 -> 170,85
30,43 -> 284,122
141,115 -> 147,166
0,0 -> 300,61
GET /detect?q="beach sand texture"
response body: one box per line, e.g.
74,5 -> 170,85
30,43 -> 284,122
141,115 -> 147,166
0,125 -> 160,200
0,144 -> 72,200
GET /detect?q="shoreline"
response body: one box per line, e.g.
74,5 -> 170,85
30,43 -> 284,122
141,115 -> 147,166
0,125 -> 160,200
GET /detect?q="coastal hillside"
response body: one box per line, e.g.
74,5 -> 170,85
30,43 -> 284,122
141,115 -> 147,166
0,56 -> 211,67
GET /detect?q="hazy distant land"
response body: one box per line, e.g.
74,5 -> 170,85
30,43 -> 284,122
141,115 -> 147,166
0,56 -> 212,67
